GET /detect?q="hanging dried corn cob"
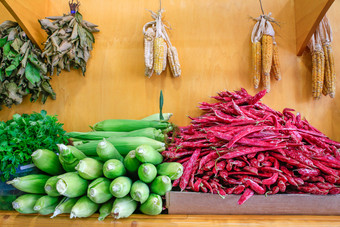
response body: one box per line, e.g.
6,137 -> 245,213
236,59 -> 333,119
39,0 -> 99,76
143,6 -> 181,78
250,13 -> 280,92
307,15 -> 336,99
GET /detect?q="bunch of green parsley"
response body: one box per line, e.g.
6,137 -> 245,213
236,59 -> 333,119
0,110 -> 68,181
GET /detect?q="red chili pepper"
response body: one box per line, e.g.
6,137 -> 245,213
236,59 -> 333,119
263,173 -> 279,185
313,160 -> 338,177
309,176 -> 325,183
233,185 -> 246,194
245,179 -> 265,194
324,175 -> 338,184
267,186 -> 280,195
179,149 -> 201,191
316,182 -> 334,190
329,188 -> 340,194
294,177 -> 304,185
202,179 -> 213,193
278,180 -> 286,192
238,188 -> 255,205
243,166 -> 259,175
193,178 -> 202,192
296,168 -> 320,177
225,187 -> 235,194
261,161 -> 272,167
257,153 -> 265,163
299,186 -> 329,195
173,179 -> 180,187
218,188 -> 226,196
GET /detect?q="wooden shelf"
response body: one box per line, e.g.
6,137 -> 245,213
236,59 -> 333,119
2,211 -> 340,227
295,0 -> 335,56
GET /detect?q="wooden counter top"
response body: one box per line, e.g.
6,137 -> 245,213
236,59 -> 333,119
1,211 -> 340,227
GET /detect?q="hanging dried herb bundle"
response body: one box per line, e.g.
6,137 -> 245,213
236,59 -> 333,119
0,20 -> 55,110
143,8 -> 181,78
251,13 -> 280,93
308,16 -> 336,99
39,1 -> 99,76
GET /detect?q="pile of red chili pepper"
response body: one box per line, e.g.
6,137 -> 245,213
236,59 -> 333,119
163,88 -> 340,205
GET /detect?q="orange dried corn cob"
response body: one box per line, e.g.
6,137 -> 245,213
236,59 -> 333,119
322,43 -> 330,96
168,46 -> 181,77
252,41 -> 261,89
327,44 -> 336,98
312,50 -> 324,99
262,34 -> 273,92
272,42 -> 281,81
153,37 -> 166,75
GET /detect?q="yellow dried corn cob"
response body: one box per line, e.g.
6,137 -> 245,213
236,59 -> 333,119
322,43 -> 330,96
168,46 -> 181,77
162,43 -> 167,71
272,42 -> 281,81
262,35 -> 273,92
327,44 -> 336,98
153,37 -> 166,75
252,41 -> 261,89
312,50 -> 324,99
144,27 -> 155,70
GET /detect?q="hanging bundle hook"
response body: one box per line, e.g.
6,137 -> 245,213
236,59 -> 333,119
69,0 -> 80,16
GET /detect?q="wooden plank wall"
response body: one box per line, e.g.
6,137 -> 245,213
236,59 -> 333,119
0,0 -> 339,141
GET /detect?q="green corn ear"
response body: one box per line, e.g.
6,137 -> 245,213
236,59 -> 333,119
96,139 -> 123,162
76,137 -> 166,156
58,144 -> 87,172
103,159 -> 126,179
93,119 -> 170,132
98,200 -> 113,221
75,157 -> 103,180
51,197 -> 78,218
138,163 -> 157,183
44,176 -> 61,197
87,177 -> 113,204
70,196 -> 99,218
109,176 -> 132,198
123,150 -> 141,173
33,195 -> 61,215
150,175 -> 172,196
135,145 -> 163,165
130,180 -> 149,204
156,162 -> 183,180
139,193 -> 162,215
7,174 -> 50,194
112,196 -> 137,219
142,113 -> 173,121
12,194 -> 43,214
31,149 -> 64,175
56,172 -> 88,198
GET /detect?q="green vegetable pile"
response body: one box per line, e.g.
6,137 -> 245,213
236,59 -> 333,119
8,115 -> 183,219
0,21 -> 55,109
0,110 -> 68,181
39,11 -> 99,76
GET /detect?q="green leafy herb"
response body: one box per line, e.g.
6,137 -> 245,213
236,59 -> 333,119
0,110 -> 68,181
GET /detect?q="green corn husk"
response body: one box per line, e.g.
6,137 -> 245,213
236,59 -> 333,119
76,136 -> 165,156
103,159 -> 126,179
150,176 -> 172,196
130,180 -> 149,204
98,200 -> 113,221
142,113 -> 173,121
124,150 -> 141,173
139,193 -> 162,215
56,172 -> 88,198
33,195 -> 60,215
12,194 -> 43,214
87,177 -> 113,204
31,149 -> 64,175
58,144 -> 87,172
66,128 -> 165,142
96,139 -> 123,162
112,196 -> 137,219
51,197 -> 77,218
109,176 -> 132,198
75,157 -> 103,180
135,145 -> 163,165
7,174 -> 50,194
138,163 -> 157,183
44,176 -> 61,197
93,119 -> 170,132
70,196 -> 99,218
156,162 -> 183,180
